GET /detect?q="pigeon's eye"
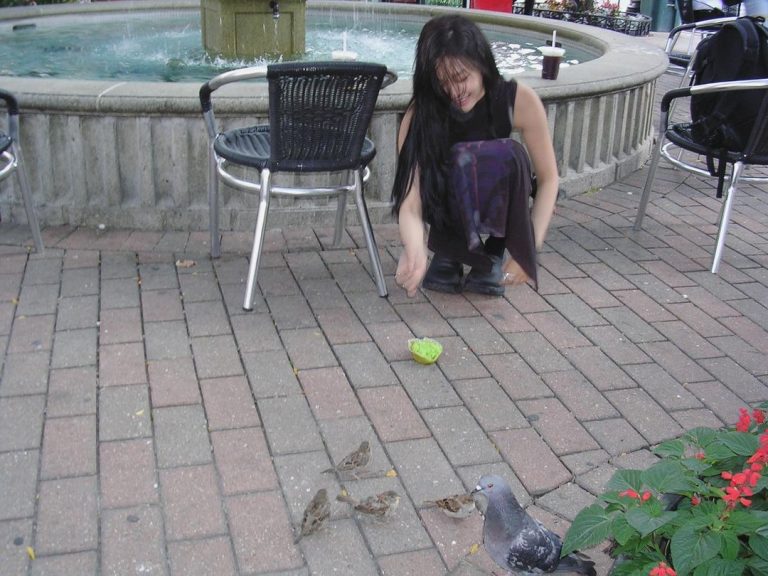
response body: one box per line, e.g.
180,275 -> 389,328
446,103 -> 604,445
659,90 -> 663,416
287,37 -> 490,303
487,483 -> 494,488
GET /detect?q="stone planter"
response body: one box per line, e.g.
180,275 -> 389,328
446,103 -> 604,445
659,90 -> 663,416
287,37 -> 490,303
512,6 -> 652,36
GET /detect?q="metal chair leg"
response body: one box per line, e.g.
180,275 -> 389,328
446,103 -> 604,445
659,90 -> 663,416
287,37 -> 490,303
354,169 -> 387,298
209,147 -> 221,259
243,169 -> 271,311
633,132 -> 665,231
711,161 -> 742,274
333,181 -> 348,247
12,142 -> 43,254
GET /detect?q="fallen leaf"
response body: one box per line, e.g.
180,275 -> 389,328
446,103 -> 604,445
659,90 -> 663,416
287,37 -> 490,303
339,488 -> 348,497
135,409 -> 144,416
11,298 -> 18,305
26,546 -> 35,560
468,543 -> 480,555
385,469 -> 398,478
175,259 -> 196,268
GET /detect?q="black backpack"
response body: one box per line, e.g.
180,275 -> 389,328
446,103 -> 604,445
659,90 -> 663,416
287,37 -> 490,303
687,16 -> 768,196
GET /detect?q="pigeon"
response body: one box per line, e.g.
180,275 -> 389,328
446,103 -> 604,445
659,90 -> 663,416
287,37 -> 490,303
422,493 -> 478,519
294,488 -> 331,543
473,475 -> 596,575
322,440 -> 371,479
336,489 -> 401,520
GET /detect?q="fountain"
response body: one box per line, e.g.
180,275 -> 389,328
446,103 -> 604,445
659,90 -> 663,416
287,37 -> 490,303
0,0 -> 667,232
201,0 -> 306,58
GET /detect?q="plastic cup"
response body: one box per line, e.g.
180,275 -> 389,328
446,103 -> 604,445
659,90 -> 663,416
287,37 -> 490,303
538,46 -> 566,80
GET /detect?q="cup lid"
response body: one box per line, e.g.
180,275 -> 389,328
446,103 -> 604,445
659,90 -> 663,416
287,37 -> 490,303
538,46 -> 565,57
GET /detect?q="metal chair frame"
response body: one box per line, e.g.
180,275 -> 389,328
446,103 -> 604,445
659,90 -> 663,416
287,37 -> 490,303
200,62 -> 395,310
0,89 -> 43,253
634,78 -> 768,273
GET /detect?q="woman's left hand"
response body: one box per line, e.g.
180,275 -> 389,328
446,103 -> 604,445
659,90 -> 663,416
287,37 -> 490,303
501,258 -> 530,286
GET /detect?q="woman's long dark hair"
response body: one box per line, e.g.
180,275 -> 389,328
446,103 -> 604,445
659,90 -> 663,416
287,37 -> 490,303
391,15 -> 503,228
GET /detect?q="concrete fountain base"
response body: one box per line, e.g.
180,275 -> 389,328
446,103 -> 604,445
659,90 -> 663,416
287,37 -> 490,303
0,0 -> 667,232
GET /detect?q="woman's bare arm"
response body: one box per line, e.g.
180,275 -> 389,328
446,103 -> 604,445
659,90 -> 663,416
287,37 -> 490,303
395,107 -> 429,297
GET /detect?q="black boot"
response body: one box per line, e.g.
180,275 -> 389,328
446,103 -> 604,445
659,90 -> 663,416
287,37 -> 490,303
464,255 -> 505,296
422,255 -> 463,294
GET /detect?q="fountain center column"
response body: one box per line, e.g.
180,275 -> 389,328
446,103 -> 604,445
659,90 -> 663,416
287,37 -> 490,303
201,0 -> 306,58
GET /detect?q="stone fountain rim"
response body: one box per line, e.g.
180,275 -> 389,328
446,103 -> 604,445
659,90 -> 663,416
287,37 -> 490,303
0,0 -> 668,113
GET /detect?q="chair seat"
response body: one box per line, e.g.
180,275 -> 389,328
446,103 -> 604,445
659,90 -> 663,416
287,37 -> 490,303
0,132 -> 11,154
214,125 -> 377,171
668,123 -> 768,165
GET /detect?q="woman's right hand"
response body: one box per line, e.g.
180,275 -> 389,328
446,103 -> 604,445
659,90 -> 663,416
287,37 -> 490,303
396,243 -> 427,298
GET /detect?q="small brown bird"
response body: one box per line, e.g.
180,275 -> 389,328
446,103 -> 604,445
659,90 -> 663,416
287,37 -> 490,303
422,493 -> 478,519
294,488 -> 331,543
322,441 -> 371,478
337,490 -> 401,520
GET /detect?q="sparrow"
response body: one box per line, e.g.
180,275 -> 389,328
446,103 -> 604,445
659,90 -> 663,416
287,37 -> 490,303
473,475 -> 596,575
336,489 -> 401,520
322,440 -> 371,478
294,488 -> 331,543
422,493 -> 478,519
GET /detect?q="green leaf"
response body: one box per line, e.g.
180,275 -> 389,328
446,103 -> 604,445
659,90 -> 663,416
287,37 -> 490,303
685,427 -> 718,447
561,504 -> 613,556
611,514 -> 639,546
606,469 -> 644,493
749,534 -> 768,560
719,530 -> 740,560
748,556 -> 768,575
680,458 -> 712,475
642,460 -> 697,494
671,525 -> 721,576
692,558 -> 746,576
625,507 -> 677,538
655,439 -> 685,458
729,510 -> 768,535
705,443 -> 739,462
718,431 -> 759,456
754,475 -> 768,494
611,557 -> 661,576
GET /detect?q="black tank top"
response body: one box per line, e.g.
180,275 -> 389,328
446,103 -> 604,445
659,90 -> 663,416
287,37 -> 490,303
447,79 -> 517,145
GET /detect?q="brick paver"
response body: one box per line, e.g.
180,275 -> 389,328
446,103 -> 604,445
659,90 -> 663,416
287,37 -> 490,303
2,56 -> 768,575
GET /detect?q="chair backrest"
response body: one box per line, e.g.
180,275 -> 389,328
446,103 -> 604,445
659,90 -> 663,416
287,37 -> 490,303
266,61 -> 387,172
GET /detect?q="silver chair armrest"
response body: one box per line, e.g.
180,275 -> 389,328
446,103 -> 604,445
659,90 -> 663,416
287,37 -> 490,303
690,78 -> 768,95
382,69 -> 398,89
207,65 -> 269,92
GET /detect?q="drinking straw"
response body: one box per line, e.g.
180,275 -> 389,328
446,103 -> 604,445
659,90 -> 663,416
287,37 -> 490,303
552,30 -> 557,47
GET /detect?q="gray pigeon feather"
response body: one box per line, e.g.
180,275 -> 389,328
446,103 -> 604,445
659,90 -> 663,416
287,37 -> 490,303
473,475 -> 596,575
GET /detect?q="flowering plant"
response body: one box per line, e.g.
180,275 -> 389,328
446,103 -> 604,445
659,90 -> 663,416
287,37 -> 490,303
595,0 -> 620,14
562,404 -> 768,576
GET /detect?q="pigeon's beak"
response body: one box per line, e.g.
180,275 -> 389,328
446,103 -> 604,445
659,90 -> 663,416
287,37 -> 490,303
471,485 -> 481,494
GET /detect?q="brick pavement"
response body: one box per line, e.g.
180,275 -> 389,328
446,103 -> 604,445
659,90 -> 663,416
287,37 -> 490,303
1,41 -> 768,576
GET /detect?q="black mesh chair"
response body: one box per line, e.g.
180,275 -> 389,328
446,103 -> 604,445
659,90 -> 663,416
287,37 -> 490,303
633,79 -> 768,272
0,89 -> 43,253
200,61 -> 395,310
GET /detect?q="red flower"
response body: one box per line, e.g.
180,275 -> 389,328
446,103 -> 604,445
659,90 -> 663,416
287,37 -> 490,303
753,409 -> 765,424
736,408 -> 751,433
619,489 -> 639,499
641,491 -> 652,501
691,494 -> 701,506
649,561 -> 676,576
694,452 -> 706,460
